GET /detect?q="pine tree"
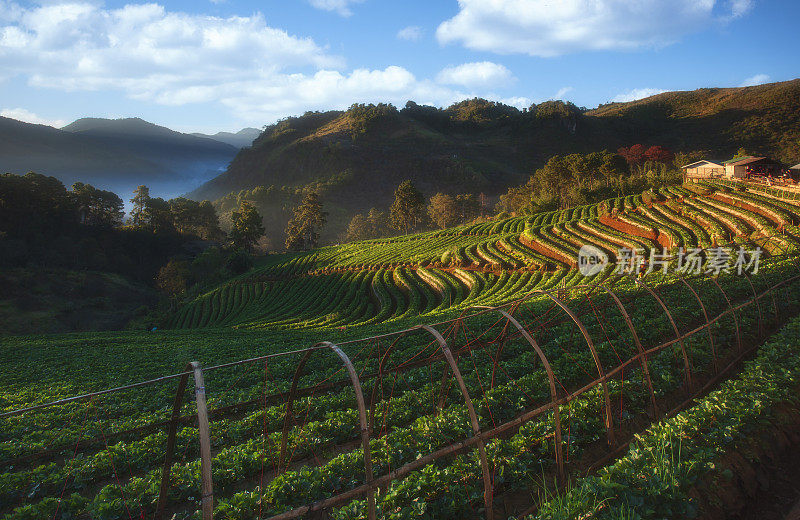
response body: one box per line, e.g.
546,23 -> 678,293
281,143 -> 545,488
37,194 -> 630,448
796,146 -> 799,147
427,193 -> 459,229
130,185 -> 150,227
389,180 -> 425,235
285,192 -> 327,250
230,200 -> 265,252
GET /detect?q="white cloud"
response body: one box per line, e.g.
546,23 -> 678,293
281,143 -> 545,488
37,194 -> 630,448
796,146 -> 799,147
216,66 -> 468,122
611,88 -> 668,102
437,0 -> 753,57
498,96 -> 532,109
397,25 -> 422,41
553,86 -> 574,100
1,107 -> 66,127
308,0 -> 365,17
740,73 -> 769,87
436,61 -> 514,89
0,2 -> 536,127
0,3 -> 344,103
729,0 -> 754,18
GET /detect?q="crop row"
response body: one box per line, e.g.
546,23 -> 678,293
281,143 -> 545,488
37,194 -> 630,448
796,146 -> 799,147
4,258 -> 794,518
166,266 -> 592,330
532,308 -> 800,519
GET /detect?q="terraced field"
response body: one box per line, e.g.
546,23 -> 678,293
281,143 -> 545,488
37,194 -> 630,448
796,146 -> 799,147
3,180 -> 800,520
166,180 -> 800,331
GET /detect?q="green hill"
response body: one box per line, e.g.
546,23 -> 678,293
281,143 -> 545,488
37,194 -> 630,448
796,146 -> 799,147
169,180 -> 800,330
191,79 -> 800,245
587,78 -> 800,161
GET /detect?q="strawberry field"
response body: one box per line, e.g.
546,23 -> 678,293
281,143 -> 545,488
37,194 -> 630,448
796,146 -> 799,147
3,182 -> 800,520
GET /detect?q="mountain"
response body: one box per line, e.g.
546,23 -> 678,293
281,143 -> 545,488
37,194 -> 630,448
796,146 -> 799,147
192,128 -> 262,148
586,79 -> 800,159
189,79 -> 800,245
0,116 -> 161,183
1,117 -> 238,201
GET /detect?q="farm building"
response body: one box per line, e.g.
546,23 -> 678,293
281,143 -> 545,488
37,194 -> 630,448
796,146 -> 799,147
723,156 -> 785,178
681,160 -> 724,178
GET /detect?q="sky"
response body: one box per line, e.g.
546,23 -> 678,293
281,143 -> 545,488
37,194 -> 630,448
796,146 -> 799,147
0,0 -> 798,134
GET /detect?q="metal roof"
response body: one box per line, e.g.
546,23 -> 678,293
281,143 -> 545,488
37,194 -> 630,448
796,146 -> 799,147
727,156 -> 767,167
681,160 -> 723,169
791,163 -> 800,170
723,155 -> 754,164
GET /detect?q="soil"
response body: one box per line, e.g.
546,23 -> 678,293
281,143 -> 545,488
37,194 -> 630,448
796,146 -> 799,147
691,402 -> 800,520
723,428 -> 800,520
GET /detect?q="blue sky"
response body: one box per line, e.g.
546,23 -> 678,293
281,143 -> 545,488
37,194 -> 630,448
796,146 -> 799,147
0,0 -> 798,133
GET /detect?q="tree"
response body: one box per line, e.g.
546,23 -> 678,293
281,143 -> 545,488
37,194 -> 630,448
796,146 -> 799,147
618,144 -> 647,166
496,179 -> 534,215
644,145 -> 674,164
673,150 -> 704,169
169,197 -> 202,234
145,197 -> 174,234
155,259 -> 190,304
389,180 -> 426,235
71,182 -> 123,227
345,213 -> 371,242
427,193 -> 459,229
285,192 -> 327,251
599,153 -> 629,186
564,153 -> 591,189
129,186 -> 173,233
130,185 -> 150,227
0,172 -> 76,238
366,208 -> 387,238
230,200 -> 265,252
197,201 -> 224,241
455,194 -> 481,222
346,207 -> 387,242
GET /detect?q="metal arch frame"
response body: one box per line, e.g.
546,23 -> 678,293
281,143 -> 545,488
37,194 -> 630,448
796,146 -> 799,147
675,274 -> 719,375
278,342 -> 376,520
521,289 -> 616,446
414,324 -> 495,520
634,278 -> 694,391
597,285 -> 660,420
755,236 -> 799,320
156,362 -> 214,520
740,269 -> 764,336
494,309 -> 565,483
705,274 -> 742,353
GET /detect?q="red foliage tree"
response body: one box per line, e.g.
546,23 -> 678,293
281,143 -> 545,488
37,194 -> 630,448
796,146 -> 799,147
644,145 -> 674,163
618,144 -> 647,165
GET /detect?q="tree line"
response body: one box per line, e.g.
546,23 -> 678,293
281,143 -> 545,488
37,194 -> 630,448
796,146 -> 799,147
0,173 -> 215,282
338,181 -> 487,243
496,145 -> 685,216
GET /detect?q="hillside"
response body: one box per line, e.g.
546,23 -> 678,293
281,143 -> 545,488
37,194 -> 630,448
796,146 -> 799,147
0,117 -> 238,200
191,79 -> 800,244
170,180 -> 800,330
587,79 -> 800,160
190,100 -> 599,205
191,127 -> 262,148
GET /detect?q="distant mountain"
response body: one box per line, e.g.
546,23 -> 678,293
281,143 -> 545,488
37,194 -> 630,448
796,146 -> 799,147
62,117 -> 237,171
0,117 -> 238,201
189,78 -> 800,245
192,128 -> 262,148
